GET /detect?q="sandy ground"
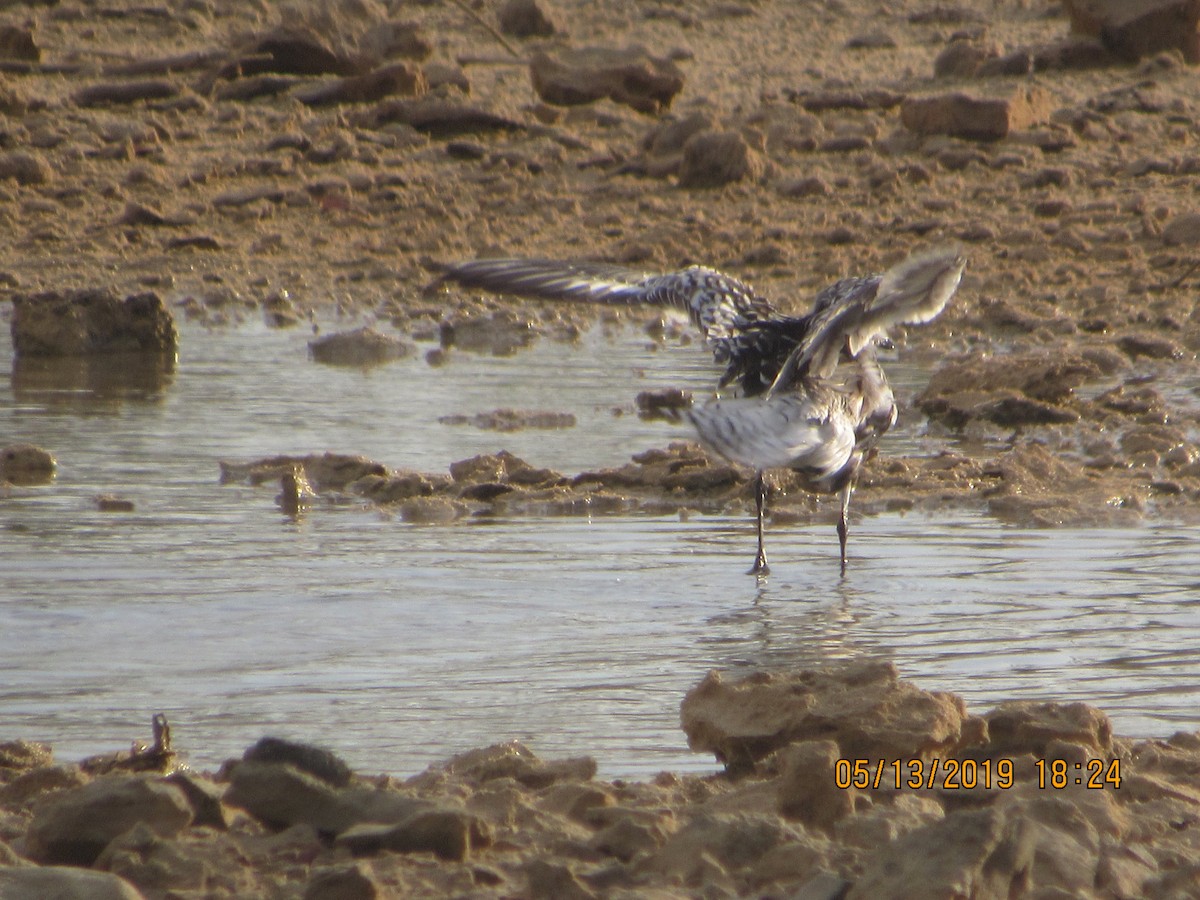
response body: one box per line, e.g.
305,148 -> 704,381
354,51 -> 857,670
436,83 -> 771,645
4,0 -> 1200,895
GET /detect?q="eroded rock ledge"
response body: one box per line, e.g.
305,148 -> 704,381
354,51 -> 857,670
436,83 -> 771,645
1,662 -> 1195,898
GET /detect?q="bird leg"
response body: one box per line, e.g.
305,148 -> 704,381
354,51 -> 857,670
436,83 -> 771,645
837,480 -> 853,576
749,470 -> 770,576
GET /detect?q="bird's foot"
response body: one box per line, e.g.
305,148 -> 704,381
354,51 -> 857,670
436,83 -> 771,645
748,555 -> 770,577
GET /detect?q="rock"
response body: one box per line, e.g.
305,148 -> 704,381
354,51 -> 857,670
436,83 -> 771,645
901,86 -> 1053,141
637,112 -> 716,177
352,97 -> 526,137
428,741 -> 597,789
1162,211 -> 1200,246
933,40 -> 1000,78
277,465 -> 317,514
219,453 -> 387,491
1116,333 -> 1184,360
0,444 -> 56,484
848,807 -> 1035,900
164,771 -> 229,830
74,80 -> 179,106
677,129 -> 765,188
361,20 -> 432,62
335,808 -> 488,861
529,46 -> 684,114
524,859 -> 594,900
95,494 -> 135,512
308,326 -> 414,366
439,408 -> 576,431
293,62 -> 426,106
11,289 -> 178,358
303,863 -> 382,900
776,740 -> 861,830
0,765 -> 88,807
350,470 -> 438,503
242,737 -> 354,787
25,776 -> 192,866
399,496 -> 465,523
681,662 -> 983,771
0,150 -> 52,185
917,352 -> 1097,428
0,23 -> 40,61
499,0 -> 559,37
0,868 -> 146,900
0,740 -> 53,772
984,701 -> 1114,757
235,26 -> 365,77
440,310 -> 535,355
223,760 -> 430,835
1062,0 -> 1200,62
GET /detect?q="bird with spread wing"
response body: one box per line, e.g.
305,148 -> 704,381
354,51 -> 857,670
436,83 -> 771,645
432,245 -> 967,575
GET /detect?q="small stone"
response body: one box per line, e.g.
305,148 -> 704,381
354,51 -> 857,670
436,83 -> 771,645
0,150 -> 52,185
244,736 -> 355,785
308,326 -> 414,367
901,86 -> 1053,141
677,130 -> 765,188
777,740 -> 861,830
335,808 -> 486,862
74,80 -> 179,107
303,863 -> 381,900
1162,211 -> 1200,246
1,444 -> 56,484
530,46 -> 684,114
95,494 -> 135,512
498,0 -> 559,37
1116,333 -> 1184,360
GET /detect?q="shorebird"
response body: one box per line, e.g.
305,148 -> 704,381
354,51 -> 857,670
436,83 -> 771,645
434,246 -> 966,574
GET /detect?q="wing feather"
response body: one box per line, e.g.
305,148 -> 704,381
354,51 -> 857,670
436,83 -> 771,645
769,245 -> 967,393
435,258 -> 780,368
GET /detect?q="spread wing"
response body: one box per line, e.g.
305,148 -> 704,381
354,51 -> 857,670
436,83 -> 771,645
432,258 -> 780,366
686,390 -> 856,474
770,245 -> 967,393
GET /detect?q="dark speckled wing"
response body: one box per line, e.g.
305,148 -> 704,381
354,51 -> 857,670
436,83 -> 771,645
436,258 -> 782,374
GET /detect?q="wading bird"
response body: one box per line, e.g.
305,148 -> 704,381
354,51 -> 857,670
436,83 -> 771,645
433,245 -> 966,575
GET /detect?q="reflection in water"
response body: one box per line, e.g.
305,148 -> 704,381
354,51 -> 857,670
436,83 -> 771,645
12,352 -> 176,408
1,321 -> 1198,778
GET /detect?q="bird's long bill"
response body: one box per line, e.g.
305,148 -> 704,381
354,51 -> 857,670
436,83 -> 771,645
686,393 -> 855,473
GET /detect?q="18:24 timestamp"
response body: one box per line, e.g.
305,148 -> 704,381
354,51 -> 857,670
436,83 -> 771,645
1034,758 -> 1122,789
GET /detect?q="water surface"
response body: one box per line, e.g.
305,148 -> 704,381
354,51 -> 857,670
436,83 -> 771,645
2,318 -> 1198,777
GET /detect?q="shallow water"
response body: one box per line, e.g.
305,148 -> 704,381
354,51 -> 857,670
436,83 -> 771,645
2,317 -> 1199,778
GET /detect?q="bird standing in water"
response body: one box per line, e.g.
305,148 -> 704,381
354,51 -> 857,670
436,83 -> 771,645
433,245 -> 966,575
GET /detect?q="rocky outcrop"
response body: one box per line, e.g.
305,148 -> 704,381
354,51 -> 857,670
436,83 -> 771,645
681,661 -> 985,770
10,290 -> 178,358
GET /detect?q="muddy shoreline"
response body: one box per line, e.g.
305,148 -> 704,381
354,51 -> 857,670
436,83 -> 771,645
3,663 -> 1200,898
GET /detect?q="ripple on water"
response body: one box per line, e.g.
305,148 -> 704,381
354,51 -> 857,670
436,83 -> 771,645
1,321 -> 1198,776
